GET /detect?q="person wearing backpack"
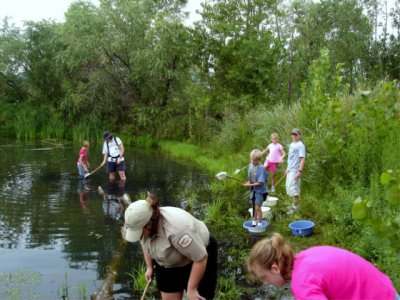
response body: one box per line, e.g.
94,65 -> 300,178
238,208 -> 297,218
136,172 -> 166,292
100,131 -> 126,182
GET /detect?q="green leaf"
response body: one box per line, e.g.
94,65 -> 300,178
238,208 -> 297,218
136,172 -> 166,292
385,185 -> 400,207
352,198 -> 368,220
381,172 -> 393,185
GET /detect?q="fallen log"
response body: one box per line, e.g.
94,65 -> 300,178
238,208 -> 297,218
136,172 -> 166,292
91,187 -> 132,300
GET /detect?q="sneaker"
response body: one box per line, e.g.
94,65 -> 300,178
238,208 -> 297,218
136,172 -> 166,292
257,223 -> 263,228
250,224 -> 257,227
287,204 -> 299,215
287,204 -> 299,214
270,186 -> 276,193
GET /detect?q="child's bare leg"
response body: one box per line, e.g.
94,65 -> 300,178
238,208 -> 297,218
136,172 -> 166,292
109,172 -> 116,182
118,170 -> 126,181
256,205 -> 262,224
271,173 -> 276,186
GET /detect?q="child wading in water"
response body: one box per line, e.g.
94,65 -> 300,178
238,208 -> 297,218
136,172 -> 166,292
77,140 -> 90,180
243,149 -> 268,227
247,233 -> 399,300
261,133 -> 285,193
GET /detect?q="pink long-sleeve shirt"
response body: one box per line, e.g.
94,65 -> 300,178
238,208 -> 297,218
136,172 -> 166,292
291,246 -> 396,300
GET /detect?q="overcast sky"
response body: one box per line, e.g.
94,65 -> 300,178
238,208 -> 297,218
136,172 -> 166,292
0,0 -> 202,27
0,0 -> 396,30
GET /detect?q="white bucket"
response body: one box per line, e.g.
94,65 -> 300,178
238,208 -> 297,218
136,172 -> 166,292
263,196 -> 278,207
248,206 -> 271,219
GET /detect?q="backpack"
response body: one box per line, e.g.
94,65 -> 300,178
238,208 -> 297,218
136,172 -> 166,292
106,136 -> 120,158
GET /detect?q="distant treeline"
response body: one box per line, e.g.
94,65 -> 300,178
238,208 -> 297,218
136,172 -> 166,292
0,0 -> 399,142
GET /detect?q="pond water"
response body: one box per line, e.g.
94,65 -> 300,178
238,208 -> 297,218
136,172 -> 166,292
0,140 -> 211,299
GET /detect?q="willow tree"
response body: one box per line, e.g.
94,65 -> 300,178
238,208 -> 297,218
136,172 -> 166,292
192,0 -> 285,111
60,0 -> 192,138
290,0 -> 372,91
0,19 -> 27,105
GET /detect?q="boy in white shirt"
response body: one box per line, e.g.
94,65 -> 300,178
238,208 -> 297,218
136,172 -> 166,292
286,128 -> 305,213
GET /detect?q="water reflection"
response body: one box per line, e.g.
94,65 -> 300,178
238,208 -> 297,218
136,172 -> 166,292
103,180 -> 125,221
0,143 -> 212,299
78,180 -> 89,214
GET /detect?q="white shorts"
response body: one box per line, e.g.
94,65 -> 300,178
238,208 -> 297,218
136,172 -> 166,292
286,171 -> 301,197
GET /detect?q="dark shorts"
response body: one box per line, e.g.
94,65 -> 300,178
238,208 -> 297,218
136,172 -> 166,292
107,160 -> 126,173
250,191 -> 268,206
154,235 -> 218,299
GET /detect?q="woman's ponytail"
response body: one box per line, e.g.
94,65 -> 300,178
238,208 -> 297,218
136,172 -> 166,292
146,192 -> 161,237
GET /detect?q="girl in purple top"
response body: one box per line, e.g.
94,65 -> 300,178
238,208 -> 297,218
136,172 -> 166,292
248,233 -> 398,300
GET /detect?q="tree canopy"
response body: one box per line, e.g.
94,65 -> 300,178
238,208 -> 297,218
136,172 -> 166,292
0,0 -> 398,141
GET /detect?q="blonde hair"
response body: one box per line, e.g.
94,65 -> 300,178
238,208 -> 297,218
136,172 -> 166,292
250,149 -> 262,160
271,133 -> 279,140
82,140 -> 89,148
247,233 -> 294,280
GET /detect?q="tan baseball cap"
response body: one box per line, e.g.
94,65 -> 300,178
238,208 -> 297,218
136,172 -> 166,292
124,200 -> 153,242
291,128 -> 301,135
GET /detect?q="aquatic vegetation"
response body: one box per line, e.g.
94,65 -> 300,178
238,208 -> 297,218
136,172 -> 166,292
77,283 -> 87,300
58,272 -> 69,300
0,270 -> 42,300
127,263 -> 147,293
14,105 -> 38,140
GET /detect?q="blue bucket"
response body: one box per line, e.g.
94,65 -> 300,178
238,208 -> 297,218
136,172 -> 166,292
243,220 -> 268,231
289,220 -> 315,237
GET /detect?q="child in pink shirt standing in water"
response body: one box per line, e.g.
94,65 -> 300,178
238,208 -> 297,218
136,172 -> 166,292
248,233 -> 399,300
77,140 -> 90,180
261,133 -> 285,193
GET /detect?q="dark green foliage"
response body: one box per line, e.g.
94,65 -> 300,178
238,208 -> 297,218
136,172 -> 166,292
1,0 -> 399,142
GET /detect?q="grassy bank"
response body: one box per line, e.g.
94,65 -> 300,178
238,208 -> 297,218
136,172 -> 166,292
156,83 -> 400,292
158,139 -> 400,296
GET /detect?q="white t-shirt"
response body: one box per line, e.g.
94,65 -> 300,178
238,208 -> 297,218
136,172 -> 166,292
287,141 -> 306,171
102,137 -> 123,158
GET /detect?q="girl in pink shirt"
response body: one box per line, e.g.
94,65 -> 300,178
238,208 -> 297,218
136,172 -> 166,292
261,133 -> 285,193
77,140 -> 90,179
248,233 -> 398,300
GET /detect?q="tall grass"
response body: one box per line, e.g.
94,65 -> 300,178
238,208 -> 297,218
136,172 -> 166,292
127,263 -> 147,293
40,113 -> 66,140
14,105 -> 38,140
203,199 -> 224,227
